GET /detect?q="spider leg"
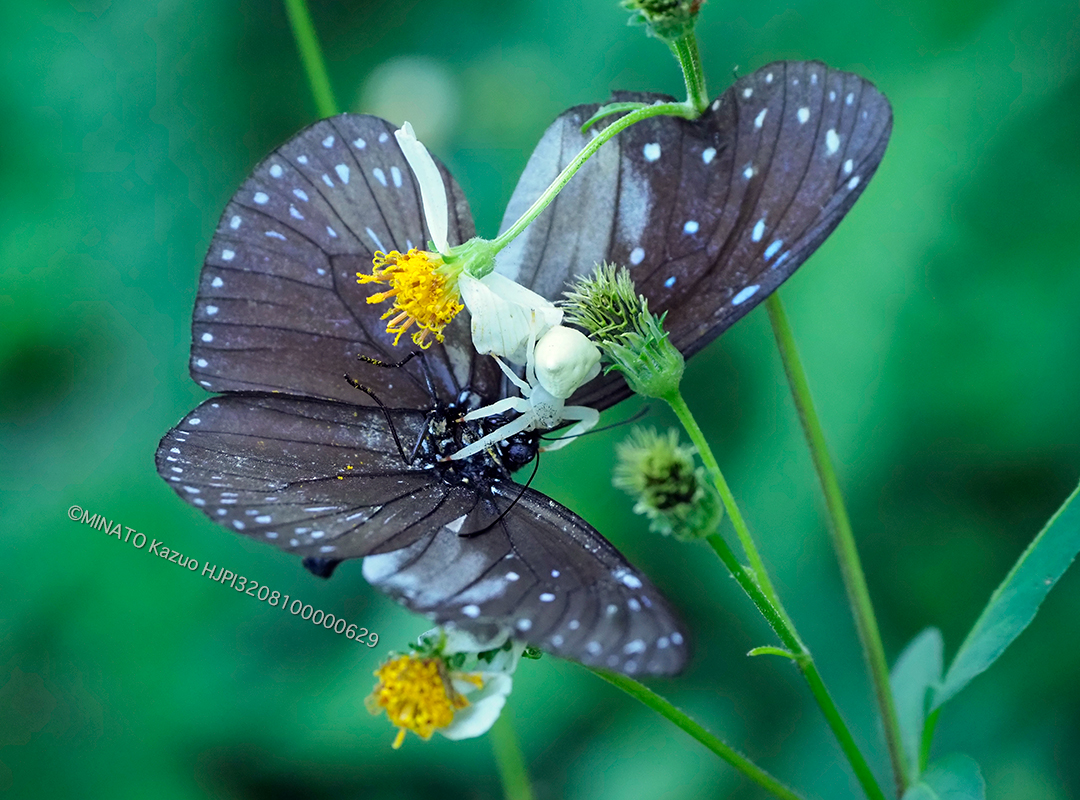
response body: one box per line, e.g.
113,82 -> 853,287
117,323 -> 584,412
460,395 -> 525,422
539,405 -> 600,453
450,407 -> 535,461
492,354 -> 530,395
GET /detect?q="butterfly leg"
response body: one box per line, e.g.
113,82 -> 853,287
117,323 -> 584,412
540,405 -> 600,452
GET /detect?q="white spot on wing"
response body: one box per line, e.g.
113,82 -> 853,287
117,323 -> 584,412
847,175 -> 860,190
826,129 -> 840,155
846,91 -> 855,105
752,218 -> 765,242
206,305 -> 218,315
335,164 -> 350,184
321,174 -> 334,188
293,188 -> 308,201
683,220 -> 699,234
702,147 -> 716,164
664,275 -> 676,288
221,249 -> 235,261
643,142 -> 661,162
629,247 -> 645,265
269,164 -> 283,178
201,332 -> 213,342
373,167 -> 387,186
797,107 -> 810,124
391,166 -> 402,187
742,87 -> 753,98
353,138 -> 366,149
754,108 -> 767,128
322,135 -> 335,148
844,158 -> 854,175
211,276 -> 223,288
378,132 -> 389,143
765,240 -> 783,259
229,215 -> 241,229
365,227 -> 386,252
733,285 -> 760,305
253,191 -> 268,205
289,205 -> 304,220
743,163 -> 754,180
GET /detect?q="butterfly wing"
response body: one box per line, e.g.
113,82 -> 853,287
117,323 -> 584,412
364,481 -> 689,675
157,394 -> 491,561
191,114 -> 499,409
498,60 -> 892,410
156,393 -> 688,675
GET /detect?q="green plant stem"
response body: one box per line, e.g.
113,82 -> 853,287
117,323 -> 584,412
668,32 -> 709,114
490,713 -> 534,800
665,389 -> 886,800
283,0 -> 339,117
491,101 -> 696,254
764,293 -> 908,795
592,669 -> 805,800
664,390 -> 788,617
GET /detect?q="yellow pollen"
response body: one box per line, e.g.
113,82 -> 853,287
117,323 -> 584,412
357,249 -> 463,348
365,654 -> 483,748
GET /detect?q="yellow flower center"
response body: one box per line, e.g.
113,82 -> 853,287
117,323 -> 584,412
357,249 -> 464,349
365,654 -> 484,749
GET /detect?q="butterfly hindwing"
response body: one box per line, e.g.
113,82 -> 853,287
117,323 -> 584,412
191,114 -> 498,409
498,60 -> 892,410
363,482 -> 689,675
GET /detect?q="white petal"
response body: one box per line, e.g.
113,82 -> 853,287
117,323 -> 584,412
533,326 -> 601,399
440,627 -> 510,655
459,273 -> 562,365
395,122 -> 449,254
439,674 -> 513,741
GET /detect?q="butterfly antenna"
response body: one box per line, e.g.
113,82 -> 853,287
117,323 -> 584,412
458,451 -> 542,539
539,405 -> 650,445
357,350 -> 440,405
343,372 -> 409,463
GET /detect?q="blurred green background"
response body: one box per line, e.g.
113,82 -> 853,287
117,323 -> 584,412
2,0 -> 1079,797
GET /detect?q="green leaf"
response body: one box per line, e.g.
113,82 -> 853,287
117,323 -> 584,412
933,481 -> 1080,710
901,754 -> 985,800
890,627 -> 943,778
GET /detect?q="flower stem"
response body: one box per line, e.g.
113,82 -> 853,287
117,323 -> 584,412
764,292 -> 908,795
591,668 -> 805,800
664,388 -> 887,800
490,712 -> 534,800
283,0 -> 339,118
491,101 -> 697,254
668,32 -> 709,114
664,390 -> 789,618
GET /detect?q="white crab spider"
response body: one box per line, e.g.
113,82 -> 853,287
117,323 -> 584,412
450,323 -> 601,461
395,121 -> 604,460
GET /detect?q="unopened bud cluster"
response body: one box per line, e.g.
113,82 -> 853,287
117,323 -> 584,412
562,264 -> 684,399
613,427 -> 722,541
622,0 -> 703,41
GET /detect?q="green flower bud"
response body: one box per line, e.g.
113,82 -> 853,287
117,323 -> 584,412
622,0 -> 703,42
562,264 -> 685,400
613,427 -> 722,541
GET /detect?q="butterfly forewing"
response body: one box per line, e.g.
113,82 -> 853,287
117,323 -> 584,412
192,114 -> 498,408
498,60 -> 892,410
157,394 -> 490,560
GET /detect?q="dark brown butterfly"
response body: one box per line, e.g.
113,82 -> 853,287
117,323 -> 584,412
157,60 -> 891,675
